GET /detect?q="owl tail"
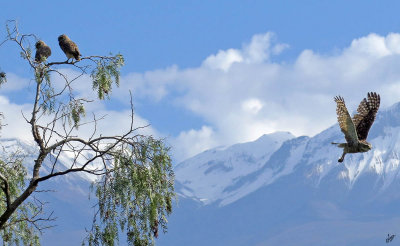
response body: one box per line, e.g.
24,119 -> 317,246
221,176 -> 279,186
331,142 -> 346,148
73,51 -> 81,61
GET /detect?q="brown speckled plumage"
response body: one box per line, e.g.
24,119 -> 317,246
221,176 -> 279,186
58,34 -> 81,61
332,92 -> 380,162
35,40 -> 52,62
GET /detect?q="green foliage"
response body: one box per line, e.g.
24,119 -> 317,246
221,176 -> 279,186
91,54 -> 124,100
0,22 -> 175,246
68,100 -> 86,128
35,67 -> 56,114
20,48 -> 31,61
0,157 -> 41,246
84,137 -> 175,246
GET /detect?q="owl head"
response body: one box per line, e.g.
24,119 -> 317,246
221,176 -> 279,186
35,40 -> 46,49
359,141 -> 372,152
58,34 -> 69,42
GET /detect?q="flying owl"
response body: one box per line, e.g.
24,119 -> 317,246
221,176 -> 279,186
58,34 -> 81,62
34,40 -> 52,63
332,92 -> 380,162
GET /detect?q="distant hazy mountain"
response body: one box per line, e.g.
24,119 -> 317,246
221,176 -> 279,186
175,131 -> 295,206
5,102 -> 400,245
0,138 -> 93,246
158,101 -> 400,246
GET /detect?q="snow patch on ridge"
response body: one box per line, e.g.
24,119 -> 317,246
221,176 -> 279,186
176,102 -> 400,207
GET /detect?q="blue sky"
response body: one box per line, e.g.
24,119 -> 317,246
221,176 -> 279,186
3,1 -> 400,72
2,1 -> 400,162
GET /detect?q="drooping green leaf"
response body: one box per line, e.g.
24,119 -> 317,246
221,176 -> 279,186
84,137 -> 175,246
91,54 -> 124,100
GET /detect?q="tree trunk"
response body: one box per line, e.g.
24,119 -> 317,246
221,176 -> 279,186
0,183 -> 37,229
0,152 -> 46,229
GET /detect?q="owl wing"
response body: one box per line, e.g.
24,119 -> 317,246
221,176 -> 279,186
60,40 -> 81,59
334,96 -> 359,146
35,45 -> 51,62
59,40 -> 68,54
66,40 -> 81,60
352,92 -> 380,141
43,45 -> 51,58
34,49 -> 41,62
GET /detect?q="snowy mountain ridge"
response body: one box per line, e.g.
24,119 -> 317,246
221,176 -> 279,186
3,103 -> 400,245
4,101 -> 400,209
0,137 -> 94,182
175,131 -> 295,205
0,138 -> 95,245
175,101 -> 400,207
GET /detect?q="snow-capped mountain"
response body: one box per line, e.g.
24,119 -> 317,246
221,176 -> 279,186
175,131 -> 295,205
0,138 -> 96,182
158,101 -> 400,246
175,102 -> 400,207
4,101 -> 400,245
0,138 -> 94,245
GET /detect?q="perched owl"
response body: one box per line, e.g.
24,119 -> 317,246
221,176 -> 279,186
58,34 -> 81,62
34,40 -> 52,63
332,92 -> 380,162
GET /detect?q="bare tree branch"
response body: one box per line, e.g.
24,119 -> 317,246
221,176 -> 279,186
0,21 -> 173,245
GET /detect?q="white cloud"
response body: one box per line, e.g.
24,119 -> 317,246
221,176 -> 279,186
202,49 -> 243,71
123,32 -> 400,161
78,109 -> 156,138
171,126 -> 217,162
201,32 -> 288,71
0,73 -> 31,92
0,96 -> 33,140
4,32 -> 400,163
241,98 -> 264,114
0,93 -> 157,150
242,32 -> 288,63
0,93 -> 157,181
347,33 -> 391,57
116,66 -> 180,102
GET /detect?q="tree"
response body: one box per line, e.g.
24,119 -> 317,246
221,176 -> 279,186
0,21 -> 175,245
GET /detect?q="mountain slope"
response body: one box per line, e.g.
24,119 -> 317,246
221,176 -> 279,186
0,138 -> 94,245
175,131 -> 295,205
160,102 -> 400,246
175,102 -> 400,207
3,102 -> 400,245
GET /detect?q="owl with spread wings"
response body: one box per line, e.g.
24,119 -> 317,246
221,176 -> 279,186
332,92 -> 380,162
